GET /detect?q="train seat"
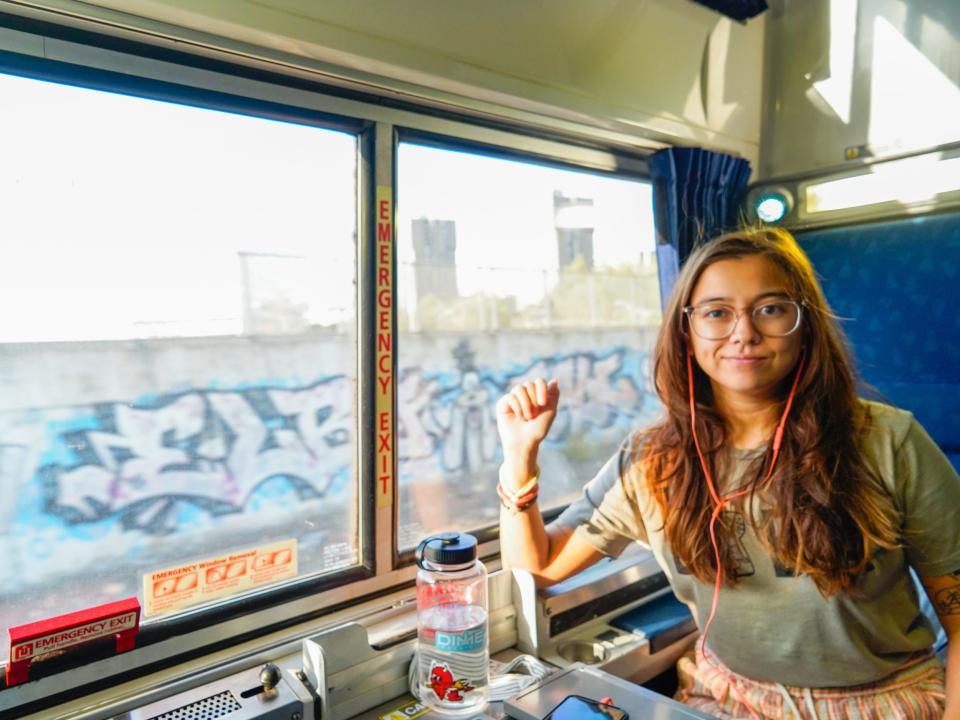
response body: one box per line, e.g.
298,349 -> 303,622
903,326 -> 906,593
799,213 -> 960,472
800,214 -> 960,663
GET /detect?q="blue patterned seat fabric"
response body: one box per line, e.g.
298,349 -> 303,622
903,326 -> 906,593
799,214 -> 959,660
799,214 -> 960,473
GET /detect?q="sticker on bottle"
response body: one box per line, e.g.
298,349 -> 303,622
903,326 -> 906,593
434,627 -> 486,653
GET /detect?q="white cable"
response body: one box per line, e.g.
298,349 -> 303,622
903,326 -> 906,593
408,650 -> 552,703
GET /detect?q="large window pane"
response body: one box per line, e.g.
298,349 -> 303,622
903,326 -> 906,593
396,143 -> 660,550
0,72 -> 358,659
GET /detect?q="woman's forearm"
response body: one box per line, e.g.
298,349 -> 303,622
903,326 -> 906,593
498,454 -> 602,588
499,501 -> 551,571
945,635 -> 960,719
498,451 -> 550,572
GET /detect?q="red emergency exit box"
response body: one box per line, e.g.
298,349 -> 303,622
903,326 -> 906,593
6,597 -> 140,686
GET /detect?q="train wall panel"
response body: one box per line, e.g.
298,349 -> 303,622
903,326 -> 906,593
11,0 -> 763,161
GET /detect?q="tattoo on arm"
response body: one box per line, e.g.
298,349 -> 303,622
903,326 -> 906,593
934,574 -> 960,616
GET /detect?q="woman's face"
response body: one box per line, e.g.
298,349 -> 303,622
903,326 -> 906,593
687,254 -> 803,403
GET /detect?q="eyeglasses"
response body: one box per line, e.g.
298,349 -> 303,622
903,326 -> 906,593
683,299 -> 803,340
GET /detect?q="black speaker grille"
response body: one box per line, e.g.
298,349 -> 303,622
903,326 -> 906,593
147,690 -> 241,720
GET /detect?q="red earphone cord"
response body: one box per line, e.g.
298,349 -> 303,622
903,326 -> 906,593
686,351 -> 805,718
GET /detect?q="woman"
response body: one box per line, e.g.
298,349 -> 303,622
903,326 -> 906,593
496,228 -> 959,719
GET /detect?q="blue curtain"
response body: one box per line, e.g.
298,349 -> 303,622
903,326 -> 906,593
689,0 -> 768,22
650,147 -> 752,307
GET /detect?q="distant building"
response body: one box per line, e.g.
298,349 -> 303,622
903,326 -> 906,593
238,251 -> 310,335
554,191 -> 595,269
411,218 -> 458,300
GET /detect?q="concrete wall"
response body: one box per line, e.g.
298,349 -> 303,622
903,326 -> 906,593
761,0 -> 960,179
17,0 -> 765,163
0,328 -> 660,609
0,331 -> 359,620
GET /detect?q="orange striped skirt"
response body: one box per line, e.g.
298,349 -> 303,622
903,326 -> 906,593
675,643 -> 945,719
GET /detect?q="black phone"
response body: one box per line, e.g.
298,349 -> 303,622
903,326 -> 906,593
543,695 -> 629,720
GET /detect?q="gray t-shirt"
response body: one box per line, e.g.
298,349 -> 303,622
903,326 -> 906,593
555,401 -> 960,687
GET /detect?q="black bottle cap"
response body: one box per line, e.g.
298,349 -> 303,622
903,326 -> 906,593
415,532 -> 478,569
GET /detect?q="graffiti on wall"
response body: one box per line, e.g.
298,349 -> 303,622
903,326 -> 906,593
393,340 -> 659,547
398,340 -> 657,476
0,339 -> 657,593
37,376 -> 353,535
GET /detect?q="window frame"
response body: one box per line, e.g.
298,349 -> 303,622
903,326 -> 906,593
391,128 -> 652,566
0,9 -> 655,715
0,34 -> 379,711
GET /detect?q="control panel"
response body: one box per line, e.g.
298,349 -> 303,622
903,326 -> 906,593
106,661 -> 313,720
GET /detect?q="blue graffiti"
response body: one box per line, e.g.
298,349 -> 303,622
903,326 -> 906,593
38,376 -> 353,534
398,343 -> 658,476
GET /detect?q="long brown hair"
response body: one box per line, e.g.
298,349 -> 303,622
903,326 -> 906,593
633,228 -> 899,596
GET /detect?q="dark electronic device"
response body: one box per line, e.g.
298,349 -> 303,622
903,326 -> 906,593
544,695 -> 629,720
504,663 -> 715,720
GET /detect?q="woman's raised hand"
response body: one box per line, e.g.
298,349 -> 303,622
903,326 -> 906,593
495,378 -> 560,457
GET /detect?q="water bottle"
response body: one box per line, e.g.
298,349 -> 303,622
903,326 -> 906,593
416,532 -> 489,716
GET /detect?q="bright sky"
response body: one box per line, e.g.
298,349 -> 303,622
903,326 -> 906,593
0,69 -> 654,343
3,8 -> 959,344
0,71 -> 356,342
396,144 -> 655,306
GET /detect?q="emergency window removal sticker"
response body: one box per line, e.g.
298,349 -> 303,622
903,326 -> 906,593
143,539 -> 298,617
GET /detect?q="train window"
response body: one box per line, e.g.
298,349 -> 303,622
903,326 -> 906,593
395,142 -> 661,551
804,152 -> 960,215
0,69 -> 360,660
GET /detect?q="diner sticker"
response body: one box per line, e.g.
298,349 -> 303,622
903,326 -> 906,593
143,539 -> 298,617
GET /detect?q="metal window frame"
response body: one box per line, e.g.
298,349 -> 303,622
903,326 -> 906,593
0,8 -> 654,716
0,34 -> 383,715
745,140 -> 960,230
390,126 -> 651,569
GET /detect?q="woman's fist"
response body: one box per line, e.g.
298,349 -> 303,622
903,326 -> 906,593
495,377 -> 560,456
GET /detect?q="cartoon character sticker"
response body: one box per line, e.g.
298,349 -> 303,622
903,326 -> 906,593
428,663 -> 474,702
